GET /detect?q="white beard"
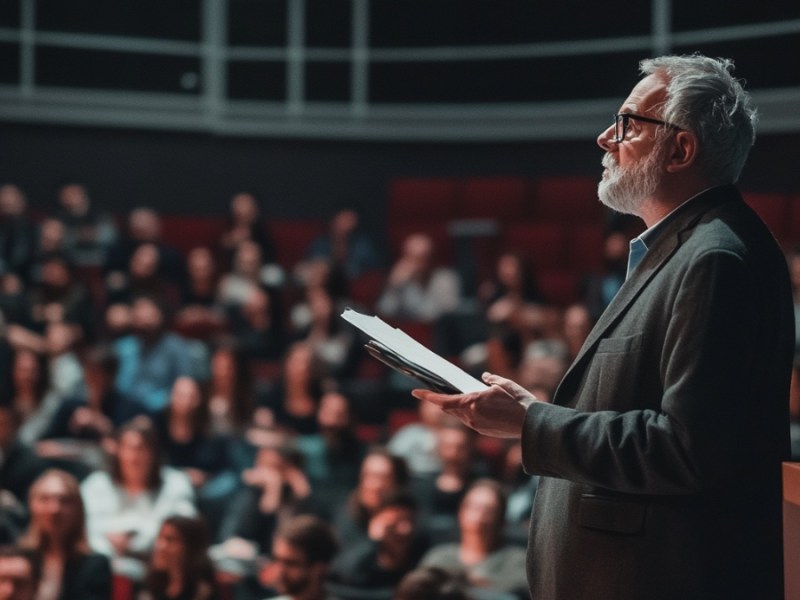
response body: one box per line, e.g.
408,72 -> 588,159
597,144 -> 666,215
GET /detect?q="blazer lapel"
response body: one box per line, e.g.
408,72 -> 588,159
552,186 -> 739,406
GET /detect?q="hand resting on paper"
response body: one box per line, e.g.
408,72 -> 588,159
412,372 -> 540,439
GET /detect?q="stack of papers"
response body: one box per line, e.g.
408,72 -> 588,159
341,308 -> 488,394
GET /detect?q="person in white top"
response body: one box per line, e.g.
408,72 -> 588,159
80,417 -> 196,580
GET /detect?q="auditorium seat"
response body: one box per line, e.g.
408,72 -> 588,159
743,191 -> 790,242
537,268 -> 580,306
160,215 -> 226,255
502,223 -> 567,270
388,177 -> 461,225
784,194 -> 800,249
566,223 -> 605,272
461,176 -> 529,220
348,269 -> 386,312
529,175 -> 603,223
267,218 -> 326,271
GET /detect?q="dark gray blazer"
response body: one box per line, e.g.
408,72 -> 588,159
521,185 -> 793,600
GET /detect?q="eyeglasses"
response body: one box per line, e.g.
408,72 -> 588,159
612,113 -> 681,143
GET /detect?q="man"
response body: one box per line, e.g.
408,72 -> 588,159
0,546 -> 40,600
113,295 -> 197,414
262,515 -> 339,600
414,55 -> 793,599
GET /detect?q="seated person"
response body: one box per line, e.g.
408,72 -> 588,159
420,480 -> 527,598
329,491 -> 429,590
53,182 -> 117,267
112,295 -> 198,415
377,233 -> 460,323
411,422 -> 484,545
393,566 -> 471,600
19,469 -> 111,600
0,405 -> 49,509
138,516 -> 219,600
80,418 -> 197,580
218,192 -> 277,269
387,399 -> 446,477
257,515 -> 339,600
256,343 -> 323,436
154,377 -> 239,537
215,441 -> 314,558
302,208 -> 381,279
295,389 -> 366,510
331,447 -> 410,548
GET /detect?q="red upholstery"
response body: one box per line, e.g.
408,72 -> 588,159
461,176 -> 529,220
502,223 -> 567,270
530,176 -> 603,223
537,268 -> 580,306
349,269 -> 387,312
267,218 -> 326,271
787,194 -> 800,249
112,575 -> 134,600
160,215 -> 226,255
743,192 -> 789,241
566,224 -> 605,272
388,177 -> 461,225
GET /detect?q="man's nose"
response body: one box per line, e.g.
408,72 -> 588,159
597,123 -> 617,152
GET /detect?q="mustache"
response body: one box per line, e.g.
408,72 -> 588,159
602,153 -> 617,170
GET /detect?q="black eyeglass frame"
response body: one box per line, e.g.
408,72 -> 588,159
613,112 -> 682,143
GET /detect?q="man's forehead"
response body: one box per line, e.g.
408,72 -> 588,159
621,73 -> 668,114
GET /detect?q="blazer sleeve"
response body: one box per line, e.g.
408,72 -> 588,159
522,247 -> 786,495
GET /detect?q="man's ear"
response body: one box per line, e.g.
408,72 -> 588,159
665,131 -> 699,173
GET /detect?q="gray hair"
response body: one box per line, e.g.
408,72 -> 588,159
640,54 -> 757,185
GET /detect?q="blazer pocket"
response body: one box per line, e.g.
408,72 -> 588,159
596,333 -> 643,354
579,493 -> 646,534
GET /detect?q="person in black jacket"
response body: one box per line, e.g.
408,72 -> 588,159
19,469 -> 111,600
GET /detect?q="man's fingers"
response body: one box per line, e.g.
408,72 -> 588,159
482,372 -> 536,404
411,388 -> 466,410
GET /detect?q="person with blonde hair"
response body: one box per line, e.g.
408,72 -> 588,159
20,469 -> 111,600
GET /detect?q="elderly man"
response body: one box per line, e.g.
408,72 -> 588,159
415,55 -> 793,599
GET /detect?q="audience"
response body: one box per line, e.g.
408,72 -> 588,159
19,469 -> 112,600
4,177 -> 738,600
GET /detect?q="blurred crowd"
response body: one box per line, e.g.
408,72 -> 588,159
1,181 -> 797,600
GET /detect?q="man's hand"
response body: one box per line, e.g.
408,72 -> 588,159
412,372 -> 539,439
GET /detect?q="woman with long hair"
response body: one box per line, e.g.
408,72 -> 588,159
80,417 -> 197,580
138,516 -> 218,600
20,469 -> 111,600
